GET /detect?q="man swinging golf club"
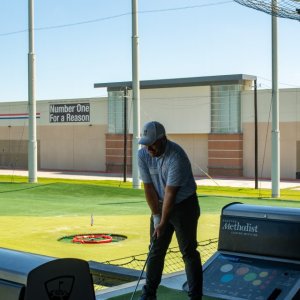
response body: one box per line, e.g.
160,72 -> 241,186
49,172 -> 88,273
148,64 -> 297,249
138,121 -> 203,300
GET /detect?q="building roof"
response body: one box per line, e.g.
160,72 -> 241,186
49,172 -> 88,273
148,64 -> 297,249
94,74 -> 257,91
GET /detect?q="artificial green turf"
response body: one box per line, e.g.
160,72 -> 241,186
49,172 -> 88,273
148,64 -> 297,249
0,178 -> 300,217
108,286 -> 217,300
0,182 -> 147,216
108,286 -> 187,300
199,185 -> 300,200
1,174 -> 300,200
0,175 -> 300,273
199,194 -> 300,214
1,175 -> 299,298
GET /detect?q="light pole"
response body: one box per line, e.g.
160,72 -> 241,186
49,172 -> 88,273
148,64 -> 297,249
271,0 -> 280,197
28,0 -> 38,183
131,0 -> 141,189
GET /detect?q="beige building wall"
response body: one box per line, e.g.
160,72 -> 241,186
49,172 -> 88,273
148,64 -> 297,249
297,141 -> 300,172
0,102 -> 33,169
168,134 -> 208,176
0,127 -> 31,169
37,98 -> 107,171
127,86 -> 211,134
38,124 -> 106,171
242,88 -> 300,179
105,85 -> 211,174
0,97 -> 108,172
1,86 -> 299,179
132,86 -> 210,177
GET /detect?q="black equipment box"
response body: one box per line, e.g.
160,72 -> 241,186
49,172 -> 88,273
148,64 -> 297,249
203,203 -> 300,300
218,203 -> 300,260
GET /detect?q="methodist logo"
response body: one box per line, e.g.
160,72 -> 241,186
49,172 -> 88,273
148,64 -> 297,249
222,219 -> 258,236
49,103 -> 90,123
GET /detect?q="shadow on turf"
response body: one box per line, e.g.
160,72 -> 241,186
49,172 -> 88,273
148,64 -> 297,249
97,201 -> 144,205
0,182 -> 55,194
106,286 -> 216,300
107,286 -> 186,300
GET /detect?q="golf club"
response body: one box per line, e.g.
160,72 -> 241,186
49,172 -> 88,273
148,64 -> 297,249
129,237 -> 156,300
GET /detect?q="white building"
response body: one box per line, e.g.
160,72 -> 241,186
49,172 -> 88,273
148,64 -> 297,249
0,74 -> 299,180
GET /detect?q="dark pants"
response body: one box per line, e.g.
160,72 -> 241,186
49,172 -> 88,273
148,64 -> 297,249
142,194 -> 203,300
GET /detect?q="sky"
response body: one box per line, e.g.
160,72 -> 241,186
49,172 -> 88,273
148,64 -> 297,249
0,0 -> 299,102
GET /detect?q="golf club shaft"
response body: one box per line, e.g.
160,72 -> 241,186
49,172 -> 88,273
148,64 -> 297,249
130,238 -> 155,300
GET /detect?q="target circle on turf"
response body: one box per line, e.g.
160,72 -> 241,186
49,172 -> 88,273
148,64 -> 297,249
58,233 -> 127,244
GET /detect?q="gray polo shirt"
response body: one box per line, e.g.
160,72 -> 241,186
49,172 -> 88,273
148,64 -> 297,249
138,140 -> 196,204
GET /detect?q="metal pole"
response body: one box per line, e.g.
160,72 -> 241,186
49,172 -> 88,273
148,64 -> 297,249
271,0 -> 280,197
28,0 -> 38,183
131,0 -> 141,189
123,87 -> 128,183
254,80 -> 258,189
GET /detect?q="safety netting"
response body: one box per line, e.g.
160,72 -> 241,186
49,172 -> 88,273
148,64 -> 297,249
234,0 -> 300,21
93,238 -> 218,291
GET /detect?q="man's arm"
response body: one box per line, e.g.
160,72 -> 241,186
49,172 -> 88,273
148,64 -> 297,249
143,183 -> 160,215
154,185 -> 179,238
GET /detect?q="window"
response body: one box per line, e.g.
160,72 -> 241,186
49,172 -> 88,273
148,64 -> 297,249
108,91 -> 124,134
211,84 -> 242,133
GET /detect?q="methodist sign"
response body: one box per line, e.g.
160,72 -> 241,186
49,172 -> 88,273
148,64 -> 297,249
49,103 -> 90,123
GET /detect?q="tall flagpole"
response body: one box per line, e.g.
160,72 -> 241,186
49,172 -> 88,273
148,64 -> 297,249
28,0 -> 38,183
132,0 -> 141,189
271,0 -> 280,197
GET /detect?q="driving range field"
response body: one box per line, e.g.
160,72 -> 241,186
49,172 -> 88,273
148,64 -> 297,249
1,175 -> 300,265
